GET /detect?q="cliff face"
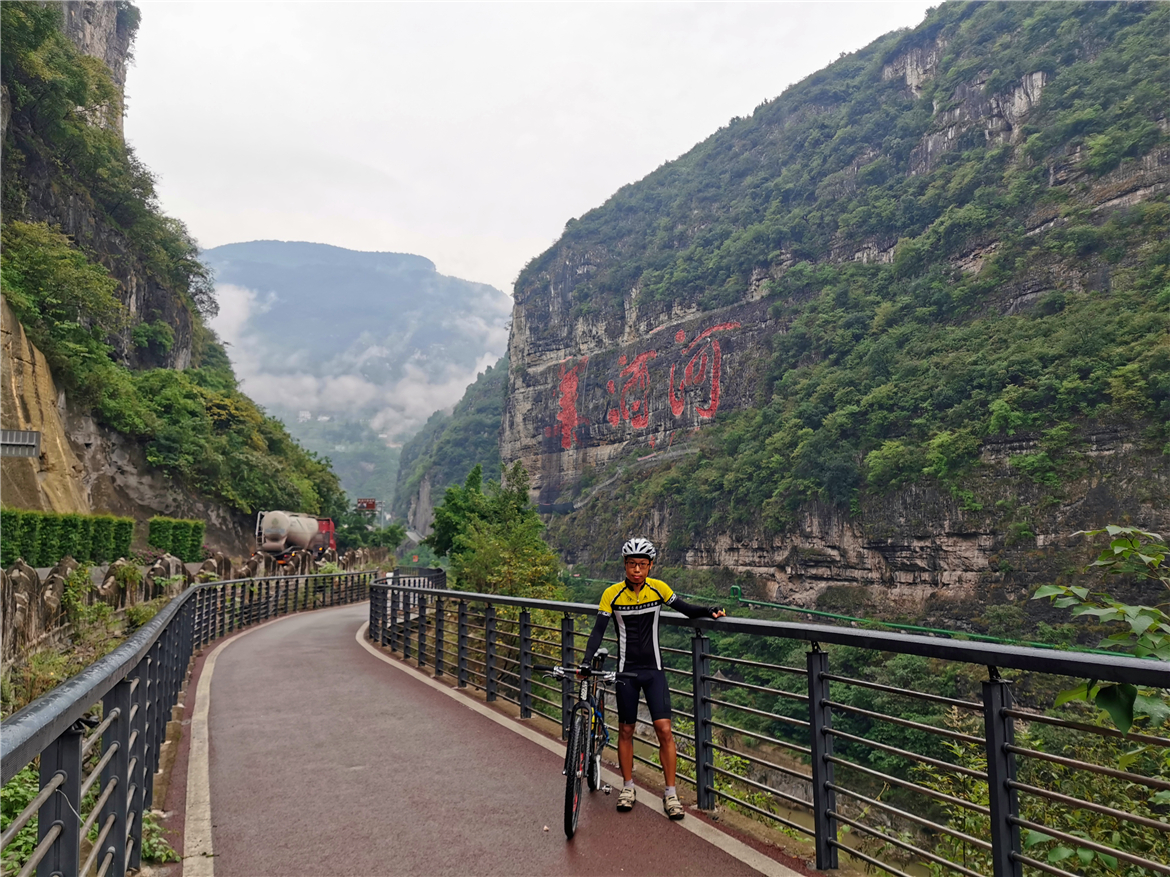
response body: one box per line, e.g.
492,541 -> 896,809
503,3 -> 1170,613
0,297 -> 251,554
9,1 -> 193,371
61,1 -> 135,130
0,297 -> 90,513
504,297 -> 774,505
502,32 -> 1168,501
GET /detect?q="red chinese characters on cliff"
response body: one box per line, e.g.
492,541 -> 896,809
606,351 -> 657,428
554,357 -> 589,449
550,322 -> 742,440
669,322 -> 740,419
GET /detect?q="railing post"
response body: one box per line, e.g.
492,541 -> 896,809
140,651 -> 155,814
984,671 -> 1022,877
807,645 -> 837,870
126,659 -> 147,871
560,614 -> 574,739
692,632 -> 715,810
457,600 -> 469,688
434,598 -> 445,676
403,592 -> 412,662
417,592 -> 427,669
485,603 -> 498,702
37,723 -> 83,877
519,609 -> 533,718
101,677 -> 131,876
390,589 -> 400,652
145,640 -> 165,811
193,587 -> 203,648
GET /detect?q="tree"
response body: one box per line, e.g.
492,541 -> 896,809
425,462 -> 563,598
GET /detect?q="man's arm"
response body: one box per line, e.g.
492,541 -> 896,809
667,594 -> 724,619
580,613 -> 610,669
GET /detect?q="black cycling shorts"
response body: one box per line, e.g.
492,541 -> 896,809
615,667 -> 671,724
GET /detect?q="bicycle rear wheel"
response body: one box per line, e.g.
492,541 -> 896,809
564,706 -> 588,838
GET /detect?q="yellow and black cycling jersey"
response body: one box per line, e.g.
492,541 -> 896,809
583,578 -> 715,671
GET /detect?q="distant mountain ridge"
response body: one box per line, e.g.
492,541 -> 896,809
202,240 -> 512,507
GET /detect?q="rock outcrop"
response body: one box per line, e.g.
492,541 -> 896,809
0,296 -> 91,513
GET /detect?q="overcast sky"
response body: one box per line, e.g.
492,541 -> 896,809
125,1 -> 936,297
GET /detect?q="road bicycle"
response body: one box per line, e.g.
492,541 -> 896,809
536,648 -> 633,838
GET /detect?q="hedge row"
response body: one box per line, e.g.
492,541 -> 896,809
147,517 -> 206,563
0,509 -> 135,568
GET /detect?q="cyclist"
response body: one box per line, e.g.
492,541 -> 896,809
579,537 -> 725,820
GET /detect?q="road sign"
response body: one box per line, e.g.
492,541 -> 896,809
356,498 -> 377,511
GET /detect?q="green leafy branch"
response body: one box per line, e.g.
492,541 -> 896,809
1033,526 -> 1170,734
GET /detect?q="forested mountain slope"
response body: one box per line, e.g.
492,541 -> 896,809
0,3 -> 343,551
500,1 -> 1169,624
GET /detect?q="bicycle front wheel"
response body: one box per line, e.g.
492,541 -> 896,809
587,693 -> 604,792
564,706 -> 589,838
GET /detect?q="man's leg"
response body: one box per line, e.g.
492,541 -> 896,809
653,718 -> 677,787
618,722 -> 636,782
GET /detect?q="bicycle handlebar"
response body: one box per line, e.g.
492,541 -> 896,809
533,664 -> 636,682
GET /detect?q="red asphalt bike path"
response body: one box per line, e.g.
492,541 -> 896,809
195,603 -> 770,876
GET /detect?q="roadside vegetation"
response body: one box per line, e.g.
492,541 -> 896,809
425,462 -> 562,600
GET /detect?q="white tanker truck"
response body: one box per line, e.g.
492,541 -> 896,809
255,510 -> 336,562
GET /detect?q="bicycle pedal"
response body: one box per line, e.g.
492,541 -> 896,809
603,784 -> 612,795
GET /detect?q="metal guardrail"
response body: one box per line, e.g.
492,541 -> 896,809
1,571 -> 374,877
370,579 -> 1170,877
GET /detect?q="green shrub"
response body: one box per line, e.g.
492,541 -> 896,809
113,517 -> 134,558
57,513 -> 82,560
16,511 -> 38,565
0,765 -> 39,871
75,515 -> 93,563
90,515 -> 115,563
169,520 -> 191,561
34,513 -> 61,567
148,517 -> 174,553
147,516 -> 204,559
1,508 -> 25,566
0,511 -> 133,566
187,520 -> 206,562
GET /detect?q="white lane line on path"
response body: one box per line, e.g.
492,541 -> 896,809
184,607 -> 350,876
184,631 -> 232,877
356,622 -> 800,877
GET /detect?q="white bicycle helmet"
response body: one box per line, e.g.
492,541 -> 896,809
621,537 -> 657,561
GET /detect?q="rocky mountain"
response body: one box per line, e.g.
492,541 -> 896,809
494,1 -> 1169,625
201,240 -> 512,508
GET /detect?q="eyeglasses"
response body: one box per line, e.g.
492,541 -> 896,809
624,559 -> 651,569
